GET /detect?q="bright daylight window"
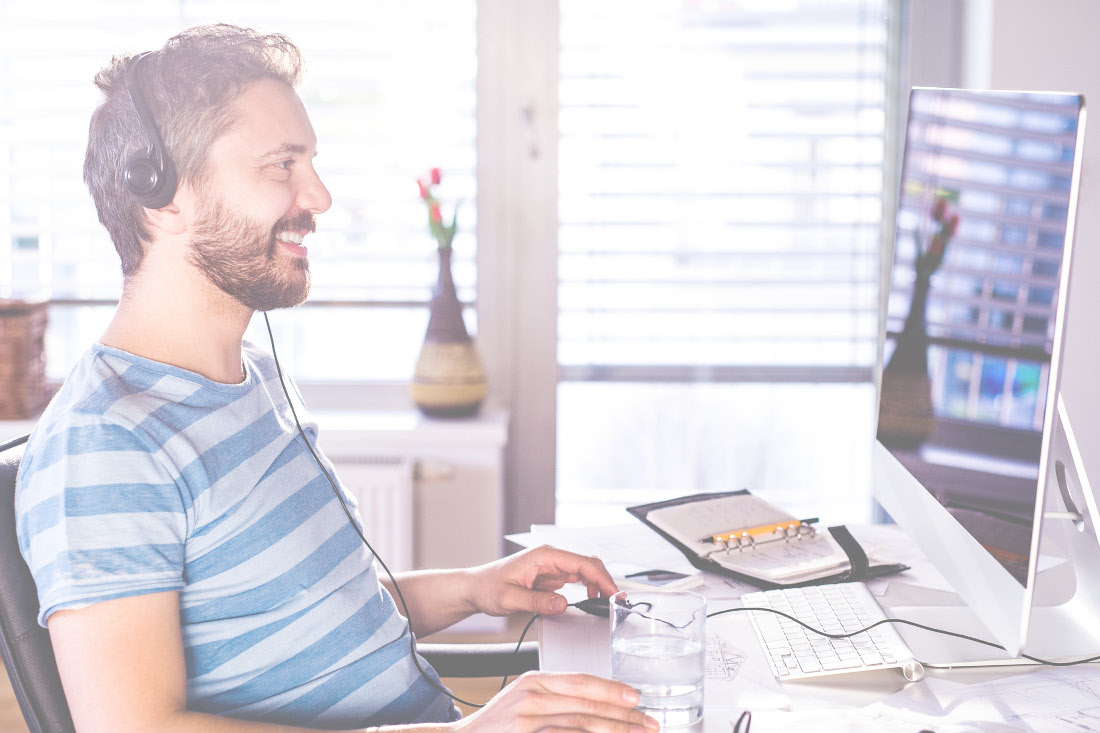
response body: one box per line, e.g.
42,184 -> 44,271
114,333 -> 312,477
556,0 -> 892,525
0,0 -> 476,383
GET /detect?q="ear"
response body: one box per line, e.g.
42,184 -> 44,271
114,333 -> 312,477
143,200 -> 187,236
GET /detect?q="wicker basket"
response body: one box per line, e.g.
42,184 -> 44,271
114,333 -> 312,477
0,299 -> 49,419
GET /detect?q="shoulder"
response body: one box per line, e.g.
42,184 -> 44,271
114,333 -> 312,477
16,344 -> 213,500
38,344 -> 211,431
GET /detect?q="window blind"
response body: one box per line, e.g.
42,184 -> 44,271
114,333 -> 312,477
888,90 -> 1082,431
558,0 -> 890,382
0,0 -> 477,380
555,0 -> 893,527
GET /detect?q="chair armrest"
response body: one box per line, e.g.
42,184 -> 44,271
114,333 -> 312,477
417,641 -> 538,678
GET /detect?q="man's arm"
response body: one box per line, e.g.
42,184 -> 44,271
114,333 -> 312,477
379,545 -> 619,636
48,589 -> 654,733
47,592 -> 376,733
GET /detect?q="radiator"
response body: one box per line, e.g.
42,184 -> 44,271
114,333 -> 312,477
338,458 -> 415,573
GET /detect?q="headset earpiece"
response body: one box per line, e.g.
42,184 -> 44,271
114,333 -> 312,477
123,52 -> 178,209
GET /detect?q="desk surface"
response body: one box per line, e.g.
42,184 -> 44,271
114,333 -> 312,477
533,524 -> 1100,733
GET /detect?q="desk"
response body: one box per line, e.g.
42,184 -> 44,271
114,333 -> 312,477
529,524 -> 1100,732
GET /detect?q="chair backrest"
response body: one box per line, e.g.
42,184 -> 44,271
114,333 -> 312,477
0,435 -> 75,733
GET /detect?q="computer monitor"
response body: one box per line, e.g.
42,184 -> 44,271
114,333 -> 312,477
873,87 -> 1100,662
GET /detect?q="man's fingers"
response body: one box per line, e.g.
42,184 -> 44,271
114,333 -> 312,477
514,588 -> 568,615
459,672 -> 659,733
534,712 -> 658,733
527,546 -> 618,598
514,674 -> 658,731
522,671 -> 640,707
567,553 -> 618,597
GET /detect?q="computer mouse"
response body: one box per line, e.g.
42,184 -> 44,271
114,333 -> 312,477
573,596 -> 611,617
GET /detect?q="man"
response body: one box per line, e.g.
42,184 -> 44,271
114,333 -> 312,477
15,25 -> 657,733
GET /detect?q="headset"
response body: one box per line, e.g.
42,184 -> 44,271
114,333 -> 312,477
123,51 -> 178,209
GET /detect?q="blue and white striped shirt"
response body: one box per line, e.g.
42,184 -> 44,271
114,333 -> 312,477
15,342 -> 459,728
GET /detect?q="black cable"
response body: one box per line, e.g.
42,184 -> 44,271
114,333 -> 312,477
263,313 -> 489,709
500,612 -> 542,691
710,606 -> 1100,668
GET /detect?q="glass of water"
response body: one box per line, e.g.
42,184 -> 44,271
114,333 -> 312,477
610,589 -> 706,729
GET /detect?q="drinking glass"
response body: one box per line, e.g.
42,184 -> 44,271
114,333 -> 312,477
610,589 -> 706,728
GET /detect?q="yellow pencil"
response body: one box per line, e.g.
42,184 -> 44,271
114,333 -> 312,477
701,517 -> 818,544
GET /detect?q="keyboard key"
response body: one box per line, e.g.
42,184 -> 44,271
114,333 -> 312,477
822,657 -> 862,671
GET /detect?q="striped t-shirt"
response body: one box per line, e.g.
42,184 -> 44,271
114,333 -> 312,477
15,342 -> 459,728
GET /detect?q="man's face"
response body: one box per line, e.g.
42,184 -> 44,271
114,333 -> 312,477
187,78 -> 331,311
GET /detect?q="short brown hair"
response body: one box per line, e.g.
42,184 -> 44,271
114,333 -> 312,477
83,24 -> 303,276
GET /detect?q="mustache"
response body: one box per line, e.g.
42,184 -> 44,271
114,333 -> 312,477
273,211 -> 317,234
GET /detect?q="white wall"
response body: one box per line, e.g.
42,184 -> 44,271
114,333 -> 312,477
985,0 -> 1100,497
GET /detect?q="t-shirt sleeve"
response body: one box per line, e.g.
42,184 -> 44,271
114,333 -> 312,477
15,418 -> 188,627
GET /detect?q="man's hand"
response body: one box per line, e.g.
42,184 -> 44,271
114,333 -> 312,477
466,545 -> 618,618
382,545 -> 617,635
452,672 -> 658,733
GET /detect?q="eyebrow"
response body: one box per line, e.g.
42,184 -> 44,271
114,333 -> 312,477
260,143 -> 312,158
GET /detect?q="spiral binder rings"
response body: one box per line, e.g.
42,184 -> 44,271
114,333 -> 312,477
627,490 -> 909,589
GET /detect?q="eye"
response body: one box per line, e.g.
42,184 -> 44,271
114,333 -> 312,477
274,159 -> 294,171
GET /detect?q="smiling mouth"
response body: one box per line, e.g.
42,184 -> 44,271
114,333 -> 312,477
272,212 -> 316,257
275,231 -> 306,245
274,230 -> 309,258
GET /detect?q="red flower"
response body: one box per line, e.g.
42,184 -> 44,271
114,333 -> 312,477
416,167 -> 458,250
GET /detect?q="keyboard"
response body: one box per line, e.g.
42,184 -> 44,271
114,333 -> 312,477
741,582 -> 924,681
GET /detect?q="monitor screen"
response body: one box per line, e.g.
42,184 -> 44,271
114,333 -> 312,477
877,88 -> 1084,586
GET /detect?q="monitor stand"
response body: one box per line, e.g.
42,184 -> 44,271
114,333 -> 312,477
1021,396 -> 1100,661
887,603 -> 1024,668
883,399 -> 1100,668
884,561 -> 1077,669
883,556 -> 1083,668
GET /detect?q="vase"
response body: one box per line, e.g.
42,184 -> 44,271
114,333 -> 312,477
410,248 -> 488,417
877,265 -> 935,449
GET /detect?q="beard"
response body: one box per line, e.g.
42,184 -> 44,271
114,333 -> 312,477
188,198 -> 315,312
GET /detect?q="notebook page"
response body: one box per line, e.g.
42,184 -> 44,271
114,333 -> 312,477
645,494 -> 795,552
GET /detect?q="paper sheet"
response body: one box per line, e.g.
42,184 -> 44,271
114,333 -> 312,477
743,705 -> 1027,733
880,666 -> 1100,732
506,523 -> 703,586
702,604 -> 790,714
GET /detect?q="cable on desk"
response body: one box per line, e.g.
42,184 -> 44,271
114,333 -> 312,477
708,606 -> 1100,668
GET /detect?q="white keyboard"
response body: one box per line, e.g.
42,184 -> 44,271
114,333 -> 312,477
742,582 -> 924,681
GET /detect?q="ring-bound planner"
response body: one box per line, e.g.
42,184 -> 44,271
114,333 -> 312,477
627,490 -> 908,589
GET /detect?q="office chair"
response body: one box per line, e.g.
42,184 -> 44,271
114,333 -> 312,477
0,433 -> 536,733
0,433 -> 74,733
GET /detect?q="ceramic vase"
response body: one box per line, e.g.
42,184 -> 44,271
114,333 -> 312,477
410,248 -> 488,417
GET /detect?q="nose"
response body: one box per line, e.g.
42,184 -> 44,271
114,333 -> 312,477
298,164 -> 332,215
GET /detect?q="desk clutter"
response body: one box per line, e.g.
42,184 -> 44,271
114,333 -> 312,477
627,491 -> 909,589
526,522 -> 1100,733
